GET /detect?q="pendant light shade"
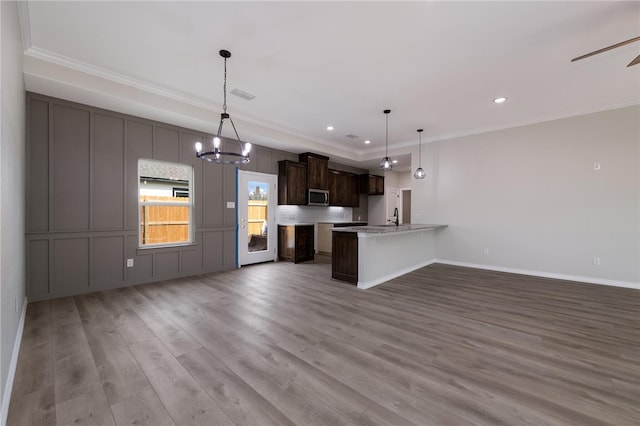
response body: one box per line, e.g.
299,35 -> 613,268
414,128 -> 426,179
380,109 -> 393,171
195,49 -> 252,164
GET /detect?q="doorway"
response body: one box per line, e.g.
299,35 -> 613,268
237,170 -> 277,266
386,186 -> 402,224
402,189 -> 411,223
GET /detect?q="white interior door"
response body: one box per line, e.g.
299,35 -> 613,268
237,170 -> 277,266
386,186 -> 402,224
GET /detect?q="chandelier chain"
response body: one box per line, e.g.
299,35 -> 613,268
222,57 -> 228,114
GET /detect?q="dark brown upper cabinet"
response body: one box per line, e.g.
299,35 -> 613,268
278,160 -> 307,205
329,169 -> 359,207
299,152 -> 329,190
359,173 -> 385,195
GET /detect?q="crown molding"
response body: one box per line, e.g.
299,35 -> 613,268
16,0 -> 32,52
23,46 -> 365,162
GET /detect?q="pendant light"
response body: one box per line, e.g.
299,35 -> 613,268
195,49 -> 252,164
380,109 -> 393,171
414,128 -> 426,179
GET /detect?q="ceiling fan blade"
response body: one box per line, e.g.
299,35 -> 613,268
571,36 -> 640,62
627,54 -> 640,67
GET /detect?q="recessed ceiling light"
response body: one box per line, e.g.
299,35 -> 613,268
392,160 -> 398,164
493,97 -> 507,104
364,140 -> 371,144
326,125 -> 334,131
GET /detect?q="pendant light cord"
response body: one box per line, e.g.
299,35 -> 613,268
418,131 -> 422,166
385,111 -> 389,156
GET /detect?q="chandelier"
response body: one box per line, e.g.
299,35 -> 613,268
195,49 -> 252,164
380,109 -> 393,170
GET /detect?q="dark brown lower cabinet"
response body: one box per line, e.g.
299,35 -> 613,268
332,231 -> 358,284
278,224 -> 314,263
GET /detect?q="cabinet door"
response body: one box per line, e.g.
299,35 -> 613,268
300,153 -> 329,190
278,225 -> 295,261
278,161 -> 307,205
332,231 -> 358,284
359,174 -> 385,195
328,170 -> 341,206
374,175 -> 385,195
344,173 -> 360,207
294,225 -> 314,263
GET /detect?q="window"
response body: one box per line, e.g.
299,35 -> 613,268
138,159 -> 194,247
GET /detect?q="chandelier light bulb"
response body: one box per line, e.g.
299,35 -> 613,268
213,137 -> 221,149
195,142 -> 203,153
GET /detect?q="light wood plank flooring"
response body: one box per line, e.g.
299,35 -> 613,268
7,258 -> 640,425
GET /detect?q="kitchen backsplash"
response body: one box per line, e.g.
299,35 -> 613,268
276,206 -> 361,224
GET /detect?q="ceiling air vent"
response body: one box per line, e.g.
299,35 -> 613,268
230,88 -> 255,101
346,134 -> 359,139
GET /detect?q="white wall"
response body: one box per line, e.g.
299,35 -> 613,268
0,0 -> 26,421
384,170 -> 411,189
412,106 -> 640,285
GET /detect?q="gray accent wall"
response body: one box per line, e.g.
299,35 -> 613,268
26,93 -> 298,301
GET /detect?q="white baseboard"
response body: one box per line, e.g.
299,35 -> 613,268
1,297 -> 28,426
358,259 -> 436,289
434,259 -> 640,290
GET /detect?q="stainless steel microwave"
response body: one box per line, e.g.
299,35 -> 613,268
308,189 -> 329,206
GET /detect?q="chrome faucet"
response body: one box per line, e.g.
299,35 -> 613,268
393,207 -> 399,226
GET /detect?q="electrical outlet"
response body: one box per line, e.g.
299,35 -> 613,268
483,248 -> 489,255
127,258 -> 134,268
593,257 -> 601,266
593,162 -> 601,171
226,201 -> 235,208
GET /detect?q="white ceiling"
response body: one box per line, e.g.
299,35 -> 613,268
19,1 -> 640,172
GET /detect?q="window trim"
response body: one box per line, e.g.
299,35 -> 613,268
138,158 -> 195,249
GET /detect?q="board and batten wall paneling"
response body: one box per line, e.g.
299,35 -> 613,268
125,120 -> 153,230
27,98 -> 49,232
156,251 -> 180,278
27,240 -> 49,300
27,93 -> 276,301
52,238 -> 90,296
181,131 -> 204,227
181,232 -> 204,272
93,113 -> 124,230
155,126 -> 180,162
126,235 -> 153,285
52,104 -> 90,231
92,236 -> 125,290
203,158 -> 224,227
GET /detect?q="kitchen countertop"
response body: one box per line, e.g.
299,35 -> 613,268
332,224 -> 447,234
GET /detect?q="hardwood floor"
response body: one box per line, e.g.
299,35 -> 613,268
7,258 -> 640,425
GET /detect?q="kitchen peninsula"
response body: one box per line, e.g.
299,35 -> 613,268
332,224 -> 447,289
